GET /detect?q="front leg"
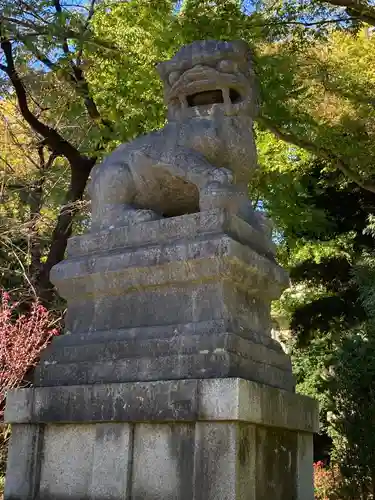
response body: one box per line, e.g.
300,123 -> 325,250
140,146 -> 233,189
88,152 -> 161,232
144,146 -> 253,219
199,181 -> 251,216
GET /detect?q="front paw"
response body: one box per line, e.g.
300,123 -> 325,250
208,167 -> 234,185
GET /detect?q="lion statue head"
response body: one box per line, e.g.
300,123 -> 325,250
156,39 -> 259,122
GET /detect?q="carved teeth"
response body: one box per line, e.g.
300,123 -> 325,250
222,88 -> 232,113
179,96 -> 188,109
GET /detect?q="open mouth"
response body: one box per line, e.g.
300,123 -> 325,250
186,88 -> 242,107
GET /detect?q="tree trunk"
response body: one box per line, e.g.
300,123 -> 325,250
37,156 -> 95,304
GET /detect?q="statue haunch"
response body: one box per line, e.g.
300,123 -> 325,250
88,40 -> 261,232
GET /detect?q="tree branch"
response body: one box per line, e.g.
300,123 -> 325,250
0,155 -> 16,173
0,36 -> 82,164
0,32 -> 96,303
251,17 -> 356,28
19,39 -> 58,71
258,116 -> 375,194
17,0 -> 50,25
76,0 -> 96,65
17,34 -> 105,126
1,16 -> 42,32
53,0 -> 71,55
28,150 -> 57,281
3,15 -> 117,52
319,0 -> 375,25
49,0 -> 113,131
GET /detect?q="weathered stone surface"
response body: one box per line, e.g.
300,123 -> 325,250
5,378 -> 319,433
61,281 -> 271,335
87,41 -> 259,231
88,423 -> 133,499
4,421 -> 314,500
38,423 -> 132,500
42,209 -> 292,389
34,351 -> 294,390
255,426 -> 297,499
53,236 -> 285,300
194,422 -> 234,500
36,318 -> 294,387
4,424 -> 44,499
4,379 -> 317,500
66,209 -> 275,259
34,329 -> 294,389
40,332 -> 290,368
296,432 -> 315,499
44,319 -> 284,351
132,423 -> 195,500
50,218 -> 287,348
5,379 -> 199,424
5,423 -> 131,500
193,422 -> 254,500
38,424 -> 96,499
198,378 -> 318,432
60,282 -> 274,335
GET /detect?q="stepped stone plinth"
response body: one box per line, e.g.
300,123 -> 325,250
33,209 -> 294,391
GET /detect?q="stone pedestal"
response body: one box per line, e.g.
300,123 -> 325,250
5,379 -> 318,500
4,209 -> 318,499
35,209 -> 294,391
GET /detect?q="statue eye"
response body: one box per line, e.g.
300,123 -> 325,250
217,59 -> 238,73
168,71 -> 181,86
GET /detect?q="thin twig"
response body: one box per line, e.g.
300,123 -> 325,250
53,0 -> 71,55
258,116 -> 375,194
76,0 -> 96,65
9,247 -> 38,299
0,156 -> 16,173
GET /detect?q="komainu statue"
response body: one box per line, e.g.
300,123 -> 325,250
88,40 -> 260,231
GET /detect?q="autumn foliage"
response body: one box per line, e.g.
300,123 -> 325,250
314,461 -> 342,499
0,290 -> 59,418
0,290 -> 59,481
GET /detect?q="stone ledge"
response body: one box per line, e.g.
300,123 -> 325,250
46,319 -> 282,350
33,351 -> 295,391
5,378 -> 319,433
51,237 -> 288,302
39,332 -> 291,368
67,209 -> 276,258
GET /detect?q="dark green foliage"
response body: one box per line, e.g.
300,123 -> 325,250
291,289 -> 366,345
327,330 -> 375,497
290,256 -> 353,291
295,168 -> 375,248
290,255 -> 367,345
267,160 -> 375,344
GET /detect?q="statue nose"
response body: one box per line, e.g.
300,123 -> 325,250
189,64 -> 209,73
183,64 -> 212,81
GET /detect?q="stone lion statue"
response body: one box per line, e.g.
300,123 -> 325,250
88,39 -> 260,232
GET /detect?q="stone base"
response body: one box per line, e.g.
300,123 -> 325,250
4,378 -> 318,500
36,209 -> 294,391
35,322 -> 295,391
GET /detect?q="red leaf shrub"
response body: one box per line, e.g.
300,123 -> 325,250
314,461 -> 342,499
0,290 -> 59,418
